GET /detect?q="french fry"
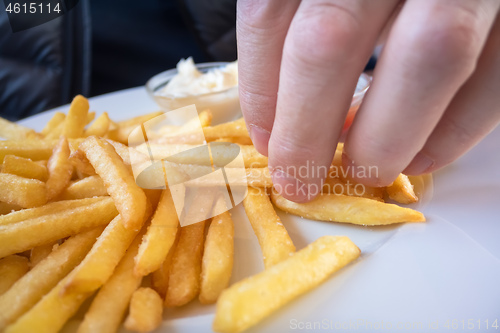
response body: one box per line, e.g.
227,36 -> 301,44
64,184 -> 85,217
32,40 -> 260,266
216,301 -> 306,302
322,176 -> 384,201
77,232 -> 145,333
0,117 -> 40,140
136,143 -> 267,168
0,173 -> 47,208
0,140 -> 55,163
116,111 -> 164,128
164,220 -> 206,307
134,188 -> 179,277
0,228 -> 103,330
243,187 -> 295,268
1,155 -> 49,181
203,118 -> 250,142
41,112 -> 65,136
62,213 -> 147,295
69,148 -> 96,176
45,137 -> 74,201
0,202 -> 20,215
151,235 -> 177,299
45,112 -> 94,140
386,173 -> 419,204
200,196 -> 234,304
0,197 -> 117,258
271,189 -> 426,225
84,112 -> 110,137
57,175 -> 107,200
0,197 -> 105,226
213,236 -> 360,333
183,167 -> 272,188
0,255 -> 30,295
62,95 -> 89,139
107,111 -> 164,144
124,288 -> 163,333
79,136 -> 147,230
29,242 -> 57,267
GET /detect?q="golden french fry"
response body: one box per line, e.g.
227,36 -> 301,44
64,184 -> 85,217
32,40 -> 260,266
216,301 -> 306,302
0,140 -> 55,163
41,112 -> 65,136
134,188 -> 179,277
45,112 -> 94,140
69,148 -> 96,176
213,236 -> 360,333
62,95 -> 89,139
0,255 -> 30,295
0,173 -> 47,208
137,143 -> 267,168
200,197 -> 234,304
271,189 -> 426,225
57,175 -> 107,200
77,232 -> 145,333
203,118 -> 250,142
29,242 -> 57,267
116,111 -> 164,128
0,117 -> 40,140
183,167 -> 272,188
151,235 -> 177,299
79,136 -> 147,230
106,139 -> 149,165
0,197 -> 105,226
164,220 -> 206,307
84,112 -> 110,137
46,137 -> 74,200
386,173 -> 419,204
0,197 -> 117,258
62,213 -> 147,295
124,288 -> 163,333
1,155 -> 48,181
0,202 -> 21,215
322,176 -> 384,201
0,228 -> 103,330
243,187 -> 295,268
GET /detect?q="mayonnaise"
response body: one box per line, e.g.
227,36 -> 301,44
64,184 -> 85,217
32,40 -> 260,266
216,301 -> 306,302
157,57 -> 238,98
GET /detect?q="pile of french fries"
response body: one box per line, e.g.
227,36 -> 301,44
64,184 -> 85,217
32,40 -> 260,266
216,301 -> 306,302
0,95 -> 425,333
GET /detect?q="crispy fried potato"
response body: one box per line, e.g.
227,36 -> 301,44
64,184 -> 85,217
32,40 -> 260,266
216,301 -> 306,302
243,187 -> 295,268
46,137 -> 74,201
0,255 -> 30,295
69,148 -> 96,176
0,202 -> 21,215
1,155 -> 48,181
200,197 -> 234,304
80,136 -> 147,230
0,173 -> 47,208
386,174 -> 419,204
213,236 -> 360,333
322,176 -> 384,201
124,288 -> 163,333
41,112 -> 65,136
0,197 -> 105,226
116,111 -> 164,128
62,213 -> 147,295
62,95 -> 89,139
0,117 -> 40,140
57,175 -> 107,200
182,167 -> 272,188
203,118 -> 250,143
0,197 -> 116,258
29,242 -> 57,268
0,228 -> 103,330
134,188 -> 179,277
271,189 -> 425,225
151,235 -> 177,299
0,140 -> 55,164
84,112 -> 110,137
77,232 -> 144,333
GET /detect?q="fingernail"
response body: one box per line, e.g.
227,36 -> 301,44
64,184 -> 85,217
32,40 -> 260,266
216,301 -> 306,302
249,125 -> 270,156
404,152 -> 435,175
270,168 -> 318,203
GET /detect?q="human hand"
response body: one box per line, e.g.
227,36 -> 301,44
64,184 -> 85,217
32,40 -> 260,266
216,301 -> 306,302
237,0 -> 500,202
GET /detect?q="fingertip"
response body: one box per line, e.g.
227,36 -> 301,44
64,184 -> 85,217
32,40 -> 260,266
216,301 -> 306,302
249,125 -> 271,156
403,152 -> 435,175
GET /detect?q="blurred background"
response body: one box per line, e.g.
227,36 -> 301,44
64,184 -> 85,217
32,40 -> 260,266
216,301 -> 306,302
0,0 -> 237,120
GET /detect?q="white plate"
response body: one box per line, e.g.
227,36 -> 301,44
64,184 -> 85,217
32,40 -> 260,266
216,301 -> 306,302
18,87 -> 500,333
